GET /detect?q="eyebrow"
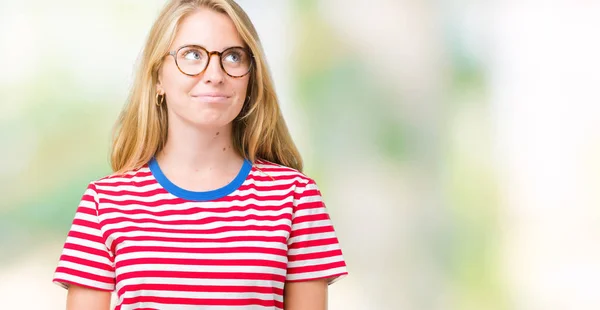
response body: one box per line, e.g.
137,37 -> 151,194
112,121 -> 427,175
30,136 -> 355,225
175,44 -> 246,52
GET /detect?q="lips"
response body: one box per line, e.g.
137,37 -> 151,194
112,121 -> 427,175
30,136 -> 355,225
191,92 -> 231,103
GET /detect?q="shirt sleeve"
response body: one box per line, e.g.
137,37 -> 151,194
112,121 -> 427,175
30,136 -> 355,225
286,178 -> 348,284
52,182 -> 116,291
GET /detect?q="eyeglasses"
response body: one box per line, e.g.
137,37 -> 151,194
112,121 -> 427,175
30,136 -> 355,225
167,45 -> 253,78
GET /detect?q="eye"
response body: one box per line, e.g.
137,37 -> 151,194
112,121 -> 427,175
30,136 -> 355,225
181,49 -> 205,61
223,50 -> 243,63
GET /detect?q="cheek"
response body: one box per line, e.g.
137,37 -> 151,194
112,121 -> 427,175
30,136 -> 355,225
234,78 -> 250,101
160,65 -> 194,97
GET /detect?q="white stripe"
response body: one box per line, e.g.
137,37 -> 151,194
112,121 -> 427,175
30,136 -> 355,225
120,289 -> 282,302
294,207 -> 326,218
249,168 -> 305,178
97,192 -> 174,202
95,178 -> 304,194
119,240 -> 288,251
305,182 -> 319,189
98,197 -> 294,212
286,266 -> 347,282
109,229 -> 288,241
78,199 -> 97,210
248,178 -> 307,187
287,244 -> 341,256
118,263 -> 286,276
57,260 -> 115,278
53,272 -> 114,291
73,211 -> 99,223
97,173 -> 155,184
288,231 -> 337,245
97,186 -> 297,202
294,194 -> 322,206
65,236 -> 111,254
95,182 -> 162,193
293,181 -> 315,193
116,251 -> 287,264
115,277 -> 285,292
120,303 -> 273,310
231,187 -> 295,197
69,224 -> 105,239
286,254 -> 345,269
60,248 -> 114,269
103,217 -> 291,232
290,219 -> 331,231
101,207 -> 292,222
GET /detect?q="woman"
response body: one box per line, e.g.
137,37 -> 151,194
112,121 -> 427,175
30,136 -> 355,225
52,0 -> 348,309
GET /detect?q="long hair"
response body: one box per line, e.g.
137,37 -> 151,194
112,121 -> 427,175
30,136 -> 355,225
110,0 -> 302,174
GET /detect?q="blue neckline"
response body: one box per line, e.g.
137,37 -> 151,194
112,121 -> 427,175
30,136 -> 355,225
148,158 -> 252,201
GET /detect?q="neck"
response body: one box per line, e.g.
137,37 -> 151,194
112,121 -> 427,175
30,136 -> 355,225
156,121 -> 244,175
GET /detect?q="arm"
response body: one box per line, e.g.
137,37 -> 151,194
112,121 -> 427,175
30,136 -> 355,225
283,279 -> 328,310
283,178 -> 348,309
53,183 -> 116,308
66,284 -> 112,310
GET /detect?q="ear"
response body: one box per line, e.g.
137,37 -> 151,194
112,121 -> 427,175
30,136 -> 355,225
156,67 -> 164,95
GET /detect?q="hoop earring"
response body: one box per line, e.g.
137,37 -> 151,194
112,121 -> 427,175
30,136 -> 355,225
155,93 -> 165,107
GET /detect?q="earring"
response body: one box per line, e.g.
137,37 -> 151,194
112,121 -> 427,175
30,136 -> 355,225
155,93 -> 165,107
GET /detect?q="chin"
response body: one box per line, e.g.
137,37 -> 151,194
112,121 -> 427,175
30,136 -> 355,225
169,105 -> 241,129
186,113 -> 235,128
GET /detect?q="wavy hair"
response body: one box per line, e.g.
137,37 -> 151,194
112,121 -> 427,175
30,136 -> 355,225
110,0 -> 302,174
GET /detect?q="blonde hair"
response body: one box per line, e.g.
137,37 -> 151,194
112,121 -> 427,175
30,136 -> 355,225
110,0 -> 302,174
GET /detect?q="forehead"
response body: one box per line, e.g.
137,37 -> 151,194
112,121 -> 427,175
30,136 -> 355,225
171,8 -> 244,51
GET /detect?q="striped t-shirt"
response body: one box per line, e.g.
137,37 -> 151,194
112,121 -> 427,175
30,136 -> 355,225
52,159 -> 348,309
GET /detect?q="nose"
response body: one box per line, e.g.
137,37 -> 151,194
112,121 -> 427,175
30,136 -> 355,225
201,53 -> 225,84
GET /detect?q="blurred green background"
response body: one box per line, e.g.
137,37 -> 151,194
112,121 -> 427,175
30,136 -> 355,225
1,1 -> 599,309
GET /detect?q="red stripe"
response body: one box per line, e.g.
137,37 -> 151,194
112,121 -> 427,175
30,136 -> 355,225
287,260 -> 347,275
100,197 -> 186,207
288,249 -> 343,262
119,234 -> 287,244
100,169 -> 152,180
98,187 -> 167,198
79,191 -> 97,201
237,182 -> 298,192
105,224 -> 291,236
289,237 -> 340,249
101,213 -> 291,227
71,218 -> 101,230
120,295 -> 278,307
96,179 -> 157,188
100,204 -> 293,217
60,252 -> 113,270
289,225 -> 334,239
294,200 -> 324,212
100,194 -> 296,207
118,245 -> 287,256
292,212 -> 330,225
67,230 -> 105,245
116,270 -> 286,283
247,174 -> 303,182
55,266 -> 114,284
117,257 -> 287,270
117,283 -> 283,296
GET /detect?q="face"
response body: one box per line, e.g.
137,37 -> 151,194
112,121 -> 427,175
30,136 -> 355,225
157,9 -> 250,129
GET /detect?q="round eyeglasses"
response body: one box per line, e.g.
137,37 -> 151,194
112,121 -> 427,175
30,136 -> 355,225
168,45 -> 253,78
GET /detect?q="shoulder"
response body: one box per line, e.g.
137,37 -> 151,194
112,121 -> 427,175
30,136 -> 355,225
88,165 -> 153,190
252,159 -> 322,196
253,159 -> 315,183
